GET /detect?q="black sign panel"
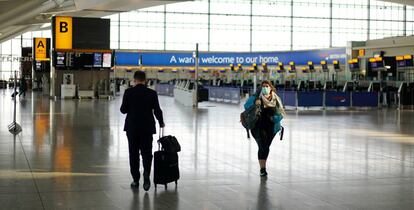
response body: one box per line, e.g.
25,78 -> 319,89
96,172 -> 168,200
72,18 -> 110,50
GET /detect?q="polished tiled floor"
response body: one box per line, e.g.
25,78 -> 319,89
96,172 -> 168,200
0,89 -> 414,210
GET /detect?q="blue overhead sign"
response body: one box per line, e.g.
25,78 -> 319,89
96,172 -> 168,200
115,48 -> 346,67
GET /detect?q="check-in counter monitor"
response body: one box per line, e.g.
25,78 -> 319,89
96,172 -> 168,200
369,57 -> 384,71
403,55 -> 413,67
333,60 -> 340,72
289,61 -> 296,73
321,61 -> 328,72
262,63 -> 268,73
308,61 -> 315,72
348,59 -> 360,72
277,62 -> 285,73
396,56 -> 406,68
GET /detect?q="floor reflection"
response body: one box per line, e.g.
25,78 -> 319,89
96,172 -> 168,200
255,177 -> 271,210
1,90 -> 414,210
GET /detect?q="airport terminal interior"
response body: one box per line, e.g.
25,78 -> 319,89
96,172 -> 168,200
1,0 -> 414,209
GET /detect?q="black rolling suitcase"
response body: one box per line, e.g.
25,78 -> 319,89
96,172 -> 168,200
153,128 -> 180,189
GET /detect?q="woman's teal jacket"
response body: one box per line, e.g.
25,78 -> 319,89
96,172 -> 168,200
244,94 -> 284,134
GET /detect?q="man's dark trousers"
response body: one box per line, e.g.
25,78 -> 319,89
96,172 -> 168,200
127,131 -> 153,182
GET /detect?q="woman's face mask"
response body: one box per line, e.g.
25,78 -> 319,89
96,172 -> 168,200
261,86 -> 270,95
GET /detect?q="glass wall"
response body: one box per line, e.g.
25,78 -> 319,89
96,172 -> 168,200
166,1 -> 209,51
105,0 -> 414,52
331,1 -> 369,47
252,0 -> 291,51
369,1 -> 405,39
0,31 -> 50,80
1,0 -> 414,79
406,6 -> 414,35
119,6 -> 165,50
291,0 -> 330,50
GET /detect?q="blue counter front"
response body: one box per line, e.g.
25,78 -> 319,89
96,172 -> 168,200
297,91 -> 323,107
325,91 -> 351,107
279,91 -> 296,107
352,92 -> 379,107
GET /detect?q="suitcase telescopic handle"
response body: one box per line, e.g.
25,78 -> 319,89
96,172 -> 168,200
158,126 -> 165,151
159,126 -> 165,139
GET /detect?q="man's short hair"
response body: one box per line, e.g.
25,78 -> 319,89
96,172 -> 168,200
134,71 -> 146,81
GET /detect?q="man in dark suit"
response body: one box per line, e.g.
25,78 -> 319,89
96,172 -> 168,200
120,71 -> 164,191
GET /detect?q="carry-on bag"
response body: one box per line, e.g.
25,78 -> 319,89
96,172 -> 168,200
153,128 -> 180,189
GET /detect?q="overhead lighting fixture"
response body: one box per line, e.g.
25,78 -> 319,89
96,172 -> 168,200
41,23 -> 51,28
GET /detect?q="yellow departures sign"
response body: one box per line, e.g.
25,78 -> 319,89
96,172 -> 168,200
34,38 -> 49,61
55,16 -> 72,50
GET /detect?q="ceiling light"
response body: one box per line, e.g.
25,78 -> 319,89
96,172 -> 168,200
41,23 -> 51,28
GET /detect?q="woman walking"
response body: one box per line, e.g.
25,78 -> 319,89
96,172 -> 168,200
244,81 -> 285,177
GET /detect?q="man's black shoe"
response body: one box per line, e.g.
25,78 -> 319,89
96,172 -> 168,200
130,181 -> 139,189
143,178 -> 151,191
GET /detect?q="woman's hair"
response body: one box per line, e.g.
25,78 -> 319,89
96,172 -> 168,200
261,80 -> 276,92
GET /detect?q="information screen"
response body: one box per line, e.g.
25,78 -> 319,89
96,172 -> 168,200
370,61 -> 383,69
35,61 -> 42,71
406,59 -> 413,67
72,18 -> 110,49
93,53 -> 102,67
349,63 -> 359,70
397,60 -> 406,68
54,51 -> 111,69
102,53 -> 112,68
74,53 -> 94,69
56,52 -> 66,67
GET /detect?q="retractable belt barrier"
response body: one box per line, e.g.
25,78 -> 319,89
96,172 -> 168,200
156,84 -> 379,108
205,86 -> 240,104
156,84 -> 174,96
279,90 -> 378,108
156,84 -> 241,104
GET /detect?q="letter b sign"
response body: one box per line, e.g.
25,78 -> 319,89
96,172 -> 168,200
55,16 -> 72,49
60,22 -> 68,33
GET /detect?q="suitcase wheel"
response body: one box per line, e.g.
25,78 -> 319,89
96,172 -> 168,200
164,184 -> 167,189
175,180 -> 177,185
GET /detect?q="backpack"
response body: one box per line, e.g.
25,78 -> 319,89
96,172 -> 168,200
158,135 -> 181,153
240,103 -> 261,130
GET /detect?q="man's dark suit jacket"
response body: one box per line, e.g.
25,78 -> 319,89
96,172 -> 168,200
120,84 -> 164,135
